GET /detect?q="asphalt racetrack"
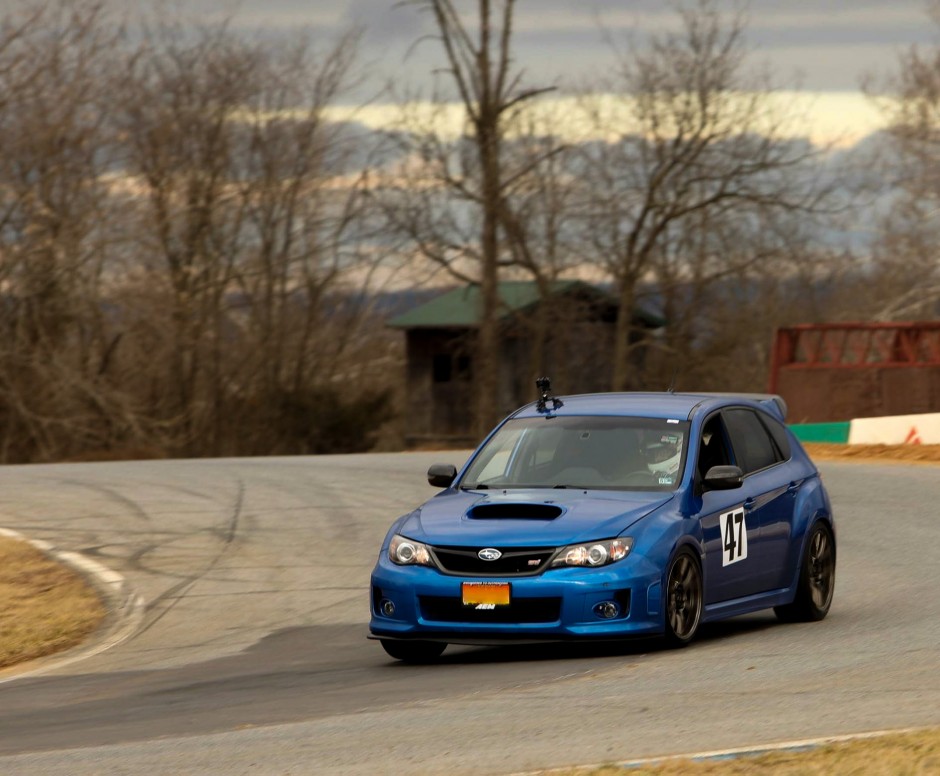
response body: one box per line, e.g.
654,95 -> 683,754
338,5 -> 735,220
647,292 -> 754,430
0,453 -> 937,775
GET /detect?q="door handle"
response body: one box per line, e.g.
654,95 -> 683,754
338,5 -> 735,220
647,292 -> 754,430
787,481 -> 800,493
743,497 -> 756,510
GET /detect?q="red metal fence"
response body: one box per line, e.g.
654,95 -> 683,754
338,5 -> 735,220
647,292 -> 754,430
769,323 -> 940,423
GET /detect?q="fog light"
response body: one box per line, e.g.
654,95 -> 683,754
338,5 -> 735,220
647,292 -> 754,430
593,601 -> 619,619
381,599 -> 396,617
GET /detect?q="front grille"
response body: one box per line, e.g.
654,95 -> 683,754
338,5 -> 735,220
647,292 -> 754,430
430,545 -> 556,576
419,596 -> 562,623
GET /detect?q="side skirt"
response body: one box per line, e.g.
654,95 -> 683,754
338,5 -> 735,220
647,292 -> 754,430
702,587 -> 794,623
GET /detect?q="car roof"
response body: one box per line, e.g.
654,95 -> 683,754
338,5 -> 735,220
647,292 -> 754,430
511,392 -> 787,422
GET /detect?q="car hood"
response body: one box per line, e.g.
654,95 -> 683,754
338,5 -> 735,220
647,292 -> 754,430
399,489 -> 674,547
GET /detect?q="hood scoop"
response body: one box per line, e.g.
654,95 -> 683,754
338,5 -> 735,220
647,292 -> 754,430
467,503 -> 563,520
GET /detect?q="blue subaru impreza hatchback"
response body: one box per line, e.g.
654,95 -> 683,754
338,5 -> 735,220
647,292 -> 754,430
369,386 -> 835,662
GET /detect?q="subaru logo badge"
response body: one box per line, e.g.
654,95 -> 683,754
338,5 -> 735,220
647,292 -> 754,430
478,548 -> 502,561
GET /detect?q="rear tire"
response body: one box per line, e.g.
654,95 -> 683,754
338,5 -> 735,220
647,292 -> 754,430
774,521 -> 835,623
380,639 -> 446,663
663,549 -> 703,648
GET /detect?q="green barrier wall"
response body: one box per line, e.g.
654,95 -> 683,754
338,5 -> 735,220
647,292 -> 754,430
789,421 -> 851,444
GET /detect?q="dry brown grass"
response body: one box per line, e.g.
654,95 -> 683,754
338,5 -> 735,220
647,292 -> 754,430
805,443 -> 940,464
0,536 -> 105,669
543,729 -> 940,775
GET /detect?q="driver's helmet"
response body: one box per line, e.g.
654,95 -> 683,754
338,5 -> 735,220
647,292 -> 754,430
644,432 -> 682,475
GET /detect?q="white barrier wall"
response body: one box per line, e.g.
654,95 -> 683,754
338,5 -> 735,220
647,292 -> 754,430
848,412 -> 940,445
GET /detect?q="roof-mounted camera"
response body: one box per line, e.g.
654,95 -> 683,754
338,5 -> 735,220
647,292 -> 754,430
535,376 -> 564,414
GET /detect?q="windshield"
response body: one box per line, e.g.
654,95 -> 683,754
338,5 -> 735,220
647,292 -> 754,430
461,416 -> 690,491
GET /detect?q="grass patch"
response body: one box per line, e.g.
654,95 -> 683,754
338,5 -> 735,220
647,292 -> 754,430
542,729 -> 940,775
0,536 -> 105,669
805,443 -> 940,464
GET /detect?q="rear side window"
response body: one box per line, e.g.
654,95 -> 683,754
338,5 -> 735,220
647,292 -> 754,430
758,413 -> 791,461
722,409 -> 779,474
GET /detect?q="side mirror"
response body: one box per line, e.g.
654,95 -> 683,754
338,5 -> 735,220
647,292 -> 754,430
703,465 -> 744,491
427,463 -> 458,488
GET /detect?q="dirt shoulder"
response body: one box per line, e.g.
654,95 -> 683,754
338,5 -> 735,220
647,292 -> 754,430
804,443 -> 940,464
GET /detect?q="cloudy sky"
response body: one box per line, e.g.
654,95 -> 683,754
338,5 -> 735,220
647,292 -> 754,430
170,0 -> 936,143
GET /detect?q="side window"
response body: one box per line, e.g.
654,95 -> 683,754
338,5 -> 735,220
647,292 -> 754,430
697,414 -> 732,479
758,414 -> 791,461
723,409 -> 779,474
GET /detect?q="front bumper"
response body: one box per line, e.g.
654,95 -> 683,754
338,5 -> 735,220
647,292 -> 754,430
369,552 -> 666,644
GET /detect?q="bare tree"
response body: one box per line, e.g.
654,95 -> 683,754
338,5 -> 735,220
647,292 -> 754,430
0,0 -> 134,462
115,20 -> 264,453
650,205 -> 853,391
230,31 -> 389,454
0,3 -> 392,462
388,0 -> 554,434
115,18 -> 386,456
576,0 -> 832,390
495,115 -> 578,384
866,0 -> 940,320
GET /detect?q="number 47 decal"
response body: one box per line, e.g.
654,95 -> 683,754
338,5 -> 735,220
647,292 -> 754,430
719,508 -> 748,566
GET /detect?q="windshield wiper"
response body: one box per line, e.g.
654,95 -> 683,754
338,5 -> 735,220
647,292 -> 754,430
460,483 -> 489,490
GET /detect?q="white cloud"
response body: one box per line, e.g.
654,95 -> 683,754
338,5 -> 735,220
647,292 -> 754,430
326,90 -> 889,149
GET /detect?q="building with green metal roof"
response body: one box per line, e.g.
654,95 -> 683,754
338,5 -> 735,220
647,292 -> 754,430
391,280 -> 662,447
388,280 -> 664,330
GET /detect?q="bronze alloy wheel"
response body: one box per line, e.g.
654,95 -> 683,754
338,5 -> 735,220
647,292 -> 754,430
665,551 -> 702,646
807,525 -> 835,611
775,521 -> 836,623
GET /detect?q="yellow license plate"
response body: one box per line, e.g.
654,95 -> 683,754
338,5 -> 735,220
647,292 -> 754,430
462,581 -> 511,606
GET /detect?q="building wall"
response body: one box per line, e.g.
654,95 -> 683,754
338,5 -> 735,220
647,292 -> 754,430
403,329 -> 476,446
400,301 -> 652,446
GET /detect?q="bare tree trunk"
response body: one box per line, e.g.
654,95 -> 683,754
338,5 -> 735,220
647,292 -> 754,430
612,277 -> 635,391
477,117 -> 502,432
387,0 -> 552,436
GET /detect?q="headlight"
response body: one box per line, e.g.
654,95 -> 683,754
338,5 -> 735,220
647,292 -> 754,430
389,534 -> 434,566
550,538 -> 633,568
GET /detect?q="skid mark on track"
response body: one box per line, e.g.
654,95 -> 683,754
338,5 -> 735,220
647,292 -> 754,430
61,480 -> 156,525
54,480 -> 168,572
132,478 -> 245,639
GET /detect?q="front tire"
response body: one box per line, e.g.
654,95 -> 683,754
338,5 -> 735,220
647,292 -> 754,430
380,639 -> 446,663
775,521 -> 836,623
664,549 -> 703,648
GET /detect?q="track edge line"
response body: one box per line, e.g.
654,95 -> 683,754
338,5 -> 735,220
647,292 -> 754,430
0,527 -> 145,684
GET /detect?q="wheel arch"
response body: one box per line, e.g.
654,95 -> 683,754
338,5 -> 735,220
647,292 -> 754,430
790,475 -> 835,565
668,522 -> 706,586
785,508 -> 836,597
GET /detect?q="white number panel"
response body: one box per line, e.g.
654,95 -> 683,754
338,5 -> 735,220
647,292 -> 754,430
719,508 -> 748,566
